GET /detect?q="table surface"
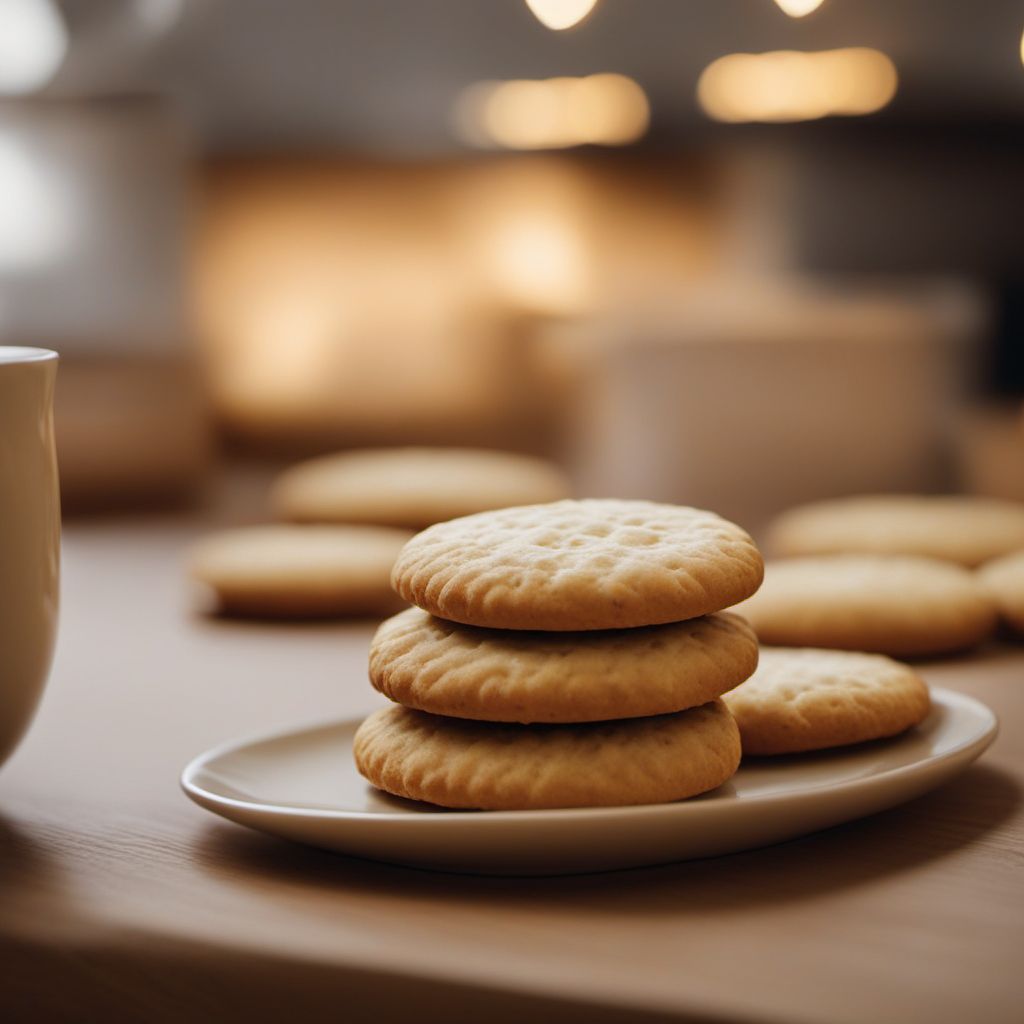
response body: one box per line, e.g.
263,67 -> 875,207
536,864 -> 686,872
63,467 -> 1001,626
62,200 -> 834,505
2,517 -> 1022,1024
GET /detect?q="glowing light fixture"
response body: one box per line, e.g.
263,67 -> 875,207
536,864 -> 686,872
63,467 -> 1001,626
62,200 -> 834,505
233,299 -> 341,409
454,73 -> 649,150
773,0 -> 825,17
1020,25 -> 1024,66
0,0 -> 67,94
488,212 -> 589,313
697,48 -> 897,123
524,0 -> 598,31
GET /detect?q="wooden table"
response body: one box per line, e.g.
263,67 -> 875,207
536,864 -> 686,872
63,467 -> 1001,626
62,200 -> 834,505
2,517 -> 1022,1023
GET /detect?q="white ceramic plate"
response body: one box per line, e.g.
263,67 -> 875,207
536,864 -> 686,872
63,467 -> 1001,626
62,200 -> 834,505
182,687 -> 997,875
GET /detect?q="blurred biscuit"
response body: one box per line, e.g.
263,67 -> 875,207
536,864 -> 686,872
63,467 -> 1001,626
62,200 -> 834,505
272,447 -> 571,530
353,701 -> 741,810
369,606 -> 758,723
391,499 -> 764,631
724,647 -> 931,755
769,494 -> 1024,568
978,549 -> 1024,634
188,524 -> 412,618
737,555 -> 997,656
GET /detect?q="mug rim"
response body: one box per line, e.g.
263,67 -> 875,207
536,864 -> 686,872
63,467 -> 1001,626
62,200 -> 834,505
0,346 -> 59,365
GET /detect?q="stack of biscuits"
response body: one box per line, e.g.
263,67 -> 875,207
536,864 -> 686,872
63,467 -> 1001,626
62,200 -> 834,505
354,498 -> 765,810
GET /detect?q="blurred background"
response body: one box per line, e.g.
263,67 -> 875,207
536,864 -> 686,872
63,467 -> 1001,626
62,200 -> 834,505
3,0 -> 1022,530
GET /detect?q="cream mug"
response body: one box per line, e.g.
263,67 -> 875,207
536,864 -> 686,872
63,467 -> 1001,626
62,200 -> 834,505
0,347 -> 59,768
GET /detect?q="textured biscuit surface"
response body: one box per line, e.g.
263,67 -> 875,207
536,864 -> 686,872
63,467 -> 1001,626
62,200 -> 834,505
770,494 -> 1024,567
353,701 -> 741,810
737,555 -> 997,656
369,607 -> 758,723
391,499 -> 764,631
272,447 -> 571,530
188,525 -> 413,617
979,550 -> 1024,634
724,647 -> 931,755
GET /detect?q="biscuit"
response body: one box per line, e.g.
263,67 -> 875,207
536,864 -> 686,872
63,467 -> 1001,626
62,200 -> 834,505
353,701 -> 741,810
390,499 -> 764,631
188,524 -> 413,618
369,607 -> 758,723
978,550 -> 1024,634
724,647 -> 931,755
271,447 -> 571,530
737,555 -> 997,656
769,494 -> 1024,567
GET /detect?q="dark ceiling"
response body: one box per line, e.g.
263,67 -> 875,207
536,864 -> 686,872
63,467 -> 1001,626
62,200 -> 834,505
44,0 -> 1024,152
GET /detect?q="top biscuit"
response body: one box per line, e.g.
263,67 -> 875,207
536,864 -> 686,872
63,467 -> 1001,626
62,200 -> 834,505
271,447 -> 571,530
769,494 -> 1024,567
390,499 -> 764,631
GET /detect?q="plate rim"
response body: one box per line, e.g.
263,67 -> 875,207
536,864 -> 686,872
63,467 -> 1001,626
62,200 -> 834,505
180,687 -> 998,826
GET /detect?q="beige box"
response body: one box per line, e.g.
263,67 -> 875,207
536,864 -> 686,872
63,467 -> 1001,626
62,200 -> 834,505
547,279 -> 983,533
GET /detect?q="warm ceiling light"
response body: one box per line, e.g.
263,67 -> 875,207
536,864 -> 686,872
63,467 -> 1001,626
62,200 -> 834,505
0,0 -> 67,94
454,73 -> 648,150
524,0 -> 599,31
773,0 -> 825,17
697,48 -> 897,123
568,74 -> 649,144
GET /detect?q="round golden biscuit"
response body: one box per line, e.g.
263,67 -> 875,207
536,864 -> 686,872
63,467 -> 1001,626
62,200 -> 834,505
353,701 -> 741,810
369,607 -> 758,723
724,647 -> 931,755
978,550 -> 1024,634
390,499 -> 764,631
769,494 -> 1024,567
737,555 -> 997,657
188,525 -> 413,618
271,447 -> 571,530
